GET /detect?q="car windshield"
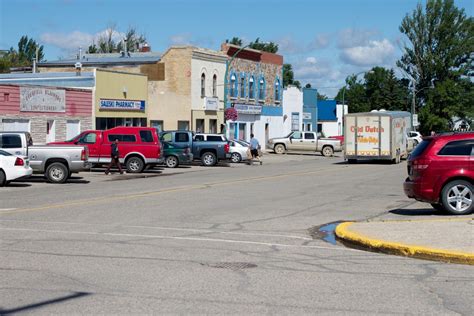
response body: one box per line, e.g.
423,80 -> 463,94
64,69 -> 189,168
410,139 -> 432,159
0,149 -> 13,156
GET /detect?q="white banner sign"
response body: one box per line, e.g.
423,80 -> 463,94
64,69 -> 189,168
412,114 -> 419,127
204,97 -> 219,111
303,112 -> 311,120
233,103 -> 262,115
20,87 -> 66,112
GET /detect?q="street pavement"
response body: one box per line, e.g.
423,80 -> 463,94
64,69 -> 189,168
1,153 -> 473,315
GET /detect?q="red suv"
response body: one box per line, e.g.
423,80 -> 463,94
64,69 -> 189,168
403,132 -> 474,215
50,127 -> 163,173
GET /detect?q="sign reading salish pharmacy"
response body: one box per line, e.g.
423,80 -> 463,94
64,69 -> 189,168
20,87 -> 66,112
99,99 -> 145,111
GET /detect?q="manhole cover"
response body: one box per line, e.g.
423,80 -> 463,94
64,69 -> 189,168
201,262 -> 257,270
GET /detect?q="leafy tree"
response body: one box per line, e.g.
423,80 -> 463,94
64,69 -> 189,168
305,83 -> 312,88
87,25 -> 147,54
226,37 -> 243,46
249,38 -> 279,53
317,92 -> 328,100
282,64 -> 301,88
0,36 -> 44,73
336,74 -> 370,113
398,0 -> 473,133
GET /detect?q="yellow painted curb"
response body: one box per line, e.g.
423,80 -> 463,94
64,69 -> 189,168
335,222 -> 474,265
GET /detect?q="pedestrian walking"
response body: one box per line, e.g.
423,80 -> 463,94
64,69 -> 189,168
105,139 -> 123,175
248,133 -> 262,165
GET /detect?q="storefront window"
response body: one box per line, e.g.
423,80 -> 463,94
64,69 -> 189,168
96,118 -> 146,130
209,119 -> 217,133
178,121 -> 189,131
196,119 -> 205,133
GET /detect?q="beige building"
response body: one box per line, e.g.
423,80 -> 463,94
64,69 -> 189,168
148,46 -> 226,132
94,69 -> 148,129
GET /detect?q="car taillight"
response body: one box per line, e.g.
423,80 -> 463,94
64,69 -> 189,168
14,157 -> 24,166
81,149 -> 86,161
224,143 -> 230,153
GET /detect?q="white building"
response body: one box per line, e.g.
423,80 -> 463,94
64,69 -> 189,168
282,86 -> 303,135
191,48 -> 227,133
320,103 -> 348,137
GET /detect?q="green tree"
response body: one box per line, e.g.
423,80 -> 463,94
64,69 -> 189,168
305,83 -> 312,88
249,38 -> 279,53
336,74 -> 369,113
226,37 -> 243,46
87,25 -> 147,54
282,64 -> 301,88
364,67 -> 409,111
398,0 -> 473,133
317,93 -> 328,100
0,36 -> 44,73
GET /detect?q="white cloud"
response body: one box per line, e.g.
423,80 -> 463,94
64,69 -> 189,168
308,34 -> 330,50
40,28 -> 125,53
305,56 -> 317,64
340,39 -> 395,66
337,28 -> 378,49
168,33 -> 214,48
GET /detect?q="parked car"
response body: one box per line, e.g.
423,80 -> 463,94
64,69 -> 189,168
0,132 -> 89,183
159,131 -> 230,166
403,132 -> 474,215
50,127 -> 163,173
268,131 -> 342,157
229,140 -> 250,163
0,149 -> 33,186
408,131 -> 423,146
162,141 -> 193,168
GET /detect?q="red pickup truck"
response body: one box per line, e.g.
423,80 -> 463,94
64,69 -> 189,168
50,127 -> 163,173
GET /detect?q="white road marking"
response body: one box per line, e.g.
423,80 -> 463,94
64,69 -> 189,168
0,208 -> 17,211
0,227 -> 359,252
0,219 -> 312,241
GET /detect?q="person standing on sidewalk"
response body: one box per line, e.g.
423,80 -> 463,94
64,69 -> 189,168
248,134 -> 262,165
105,139 -> 123,175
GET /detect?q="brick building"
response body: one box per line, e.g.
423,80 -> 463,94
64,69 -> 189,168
221,43 -> 284,144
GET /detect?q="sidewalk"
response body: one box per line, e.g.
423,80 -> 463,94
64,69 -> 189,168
335,218 -> 474,265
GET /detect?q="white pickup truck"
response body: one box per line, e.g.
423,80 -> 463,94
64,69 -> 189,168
0,132 -> 90,183
268,131 -> 342,157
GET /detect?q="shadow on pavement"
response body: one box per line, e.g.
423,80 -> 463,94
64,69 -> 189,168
14,175 -> 90,184
0,291 -> 91,315
5,182 -> 32,188
389,208 -> 450,217
333,160 -> 399,165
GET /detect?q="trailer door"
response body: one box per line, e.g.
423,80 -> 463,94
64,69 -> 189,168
380,116 -> 391,157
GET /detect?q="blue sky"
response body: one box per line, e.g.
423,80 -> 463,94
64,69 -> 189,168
1,0 -> 472,96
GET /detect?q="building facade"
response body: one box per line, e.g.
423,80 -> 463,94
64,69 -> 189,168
94,69 -> 148,129
302,88 -> 318,132
222,44 -> 284,144
317,101 -> 347,137
0,84 -> 92,143
148,46 -> 227,132
282,86 -> 303,135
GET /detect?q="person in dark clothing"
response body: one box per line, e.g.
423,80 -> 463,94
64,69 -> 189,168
105,139 -> 123,175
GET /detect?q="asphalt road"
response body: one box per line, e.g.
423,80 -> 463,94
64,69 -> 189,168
1,154 -> 473,315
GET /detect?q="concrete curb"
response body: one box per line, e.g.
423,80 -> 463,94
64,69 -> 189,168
335,221 -> 474,265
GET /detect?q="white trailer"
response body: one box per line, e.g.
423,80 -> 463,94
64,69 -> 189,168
344,111 -> 412,164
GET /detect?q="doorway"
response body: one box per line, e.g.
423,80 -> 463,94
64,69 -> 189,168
265,123 -> 269,147
46,120 -> 56,143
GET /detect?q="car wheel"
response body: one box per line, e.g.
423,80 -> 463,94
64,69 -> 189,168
430,203 -> 445,212
0,170 -> 5,187
165,155 -> 179,168
230,152 -> 242,163
274,144 -> 285,154
440,180 -> 473,215
322,146 -> 334,157
126,157 -> 145,173
201,152 -> 217,166
46,162 -> 68,184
